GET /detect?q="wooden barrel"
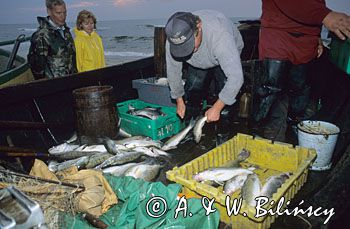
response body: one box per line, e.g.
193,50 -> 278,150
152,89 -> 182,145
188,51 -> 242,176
73,86 -> 119,144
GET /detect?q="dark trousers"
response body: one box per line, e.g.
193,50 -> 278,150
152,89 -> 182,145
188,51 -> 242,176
183,65 -> 227,119
254,59 -> 310,141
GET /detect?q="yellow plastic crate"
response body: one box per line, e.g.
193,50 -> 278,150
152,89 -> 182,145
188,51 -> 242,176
166,133 -> 316,229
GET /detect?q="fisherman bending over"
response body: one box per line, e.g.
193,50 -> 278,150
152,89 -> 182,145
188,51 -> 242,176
165,10 -> 244,122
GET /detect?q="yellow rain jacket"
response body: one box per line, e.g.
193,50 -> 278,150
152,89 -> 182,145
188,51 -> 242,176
74,28 -> 106,72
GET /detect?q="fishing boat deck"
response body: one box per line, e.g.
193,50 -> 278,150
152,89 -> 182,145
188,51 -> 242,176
1,25 -> 349,226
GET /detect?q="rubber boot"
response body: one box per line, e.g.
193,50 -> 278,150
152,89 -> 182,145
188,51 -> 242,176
254,59 -> 290,122
263,62 -> 311,142
287,63 -> 311,120
263,96 -> 289,142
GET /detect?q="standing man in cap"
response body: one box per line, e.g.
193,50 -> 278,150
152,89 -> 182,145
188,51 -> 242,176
28,0 -> 77,79
165,10 -> 244,122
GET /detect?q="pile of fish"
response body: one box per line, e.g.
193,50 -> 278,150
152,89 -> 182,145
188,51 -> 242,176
192,149 -> 292,207
127,104 -> 166,120
241,172 -> 291,207
46,114 -> 209,182
126,100 -> 208,144
48,135 -> 170,182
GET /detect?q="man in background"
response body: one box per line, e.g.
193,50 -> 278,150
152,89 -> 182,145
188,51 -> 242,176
28,0 -> 77,79
165,10 -> 244,122
255,0 -> 350,142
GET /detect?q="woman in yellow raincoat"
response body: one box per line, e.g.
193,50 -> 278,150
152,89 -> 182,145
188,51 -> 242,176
74,10 -> 105,72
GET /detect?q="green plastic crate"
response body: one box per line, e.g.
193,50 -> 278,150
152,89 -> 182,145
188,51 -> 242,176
116,99 -> 185,140
330,38 -> 350,75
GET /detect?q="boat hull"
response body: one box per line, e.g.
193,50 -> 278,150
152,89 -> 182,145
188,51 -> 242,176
0,48 -> 34,88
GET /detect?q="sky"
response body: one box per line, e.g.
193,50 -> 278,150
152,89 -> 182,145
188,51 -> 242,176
0,0 -> 349,24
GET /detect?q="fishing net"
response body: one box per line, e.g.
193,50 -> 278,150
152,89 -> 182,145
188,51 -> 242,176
0,171 -> 81,229
0,157 -> 118,228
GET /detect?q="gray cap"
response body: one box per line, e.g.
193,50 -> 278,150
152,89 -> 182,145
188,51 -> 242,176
165,12 -> 197,58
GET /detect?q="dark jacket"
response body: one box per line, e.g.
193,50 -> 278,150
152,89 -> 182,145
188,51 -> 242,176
259,0 -> 331,64
28,16 -> 77,79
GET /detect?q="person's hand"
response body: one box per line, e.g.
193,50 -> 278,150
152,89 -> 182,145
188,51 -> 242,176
205,99 -> 225,122
317,38 -> 323,58
323,11 -> 350,40
205,107 -> 221,122
176,97 -> 186,119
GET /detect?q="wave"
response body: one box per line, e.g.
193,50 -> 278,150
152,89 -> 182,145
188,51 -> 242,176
17,28 -> 37,32
112,36 -> 153,42
97,27 -> 110,31
137,24 -> 165,28
134,36 -> 153,41
112,36 -> 133,41
152,24 -> 165,28
104,51 -> 153,57
137,24 -> 154,28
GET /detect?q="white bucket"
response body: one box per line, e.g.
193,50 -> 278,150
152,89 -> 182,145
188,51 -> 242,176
297,120 -> 340,171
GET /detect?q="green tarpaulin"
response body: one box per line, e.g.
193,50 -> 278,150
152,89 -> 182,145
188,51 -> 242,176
63,176 -> 220,228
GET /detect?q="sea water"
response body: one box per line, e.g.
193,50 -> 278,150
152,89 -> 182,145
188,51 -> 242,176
0,18 -> 252,66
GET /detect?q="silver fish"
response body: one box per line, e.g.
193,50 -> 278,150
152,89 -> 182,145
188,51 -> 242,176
81,144 -> 108,153
48,161 -> 59,172
48,143 -> 80,154
124,164 -> 161,182
66,132 -> 78,143
103,138 -> 126,154
52,150 -> 102,161
49,156 -> 90,172
85,152 -> 114,169
123,138 -> 163,149
128,105 -> 165,120
74,144 -> 87,151
102,162 -> 140,176
132,146 -> 165,157
150,147 -> 170,157
114,136 -> 145,145
224,149 -> 250,168
193,167 -> 254,184
223,173 -> 249,195
161,119 -> 196,151
260,172 -> 291,198
95,151 -> 143,169
129,105 -> 164,113
242,173 -> 261,207
154,77 -> 168,86
118,128 -> 132,138
130,110 -> 160,120
193,116 -> 207,143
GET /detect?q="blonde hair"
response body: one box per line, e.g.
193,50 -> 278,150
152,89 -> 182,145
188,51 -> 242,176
76,10 -> 97,30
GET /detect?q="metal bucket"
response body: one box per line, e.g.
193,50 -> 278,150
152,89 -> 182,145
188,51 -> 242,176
297,120 -> 340,171
73,85 -> 119,144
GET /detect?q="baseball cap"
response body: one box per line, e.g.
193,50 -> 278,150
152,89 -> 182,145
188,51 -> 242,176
165,12 -> 197,58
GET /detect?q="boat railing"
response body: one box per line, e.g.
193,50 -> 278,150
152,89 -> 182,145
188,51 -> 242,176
0,34 -> 31,73
0,35 -> 31,47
